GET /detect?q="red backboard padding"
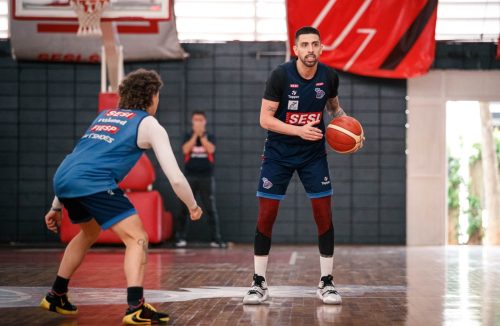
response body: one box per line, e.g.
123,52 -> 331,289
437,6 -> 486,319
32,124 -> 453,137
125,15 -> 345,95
98,92 -> 119,112
118,154 -> 156,191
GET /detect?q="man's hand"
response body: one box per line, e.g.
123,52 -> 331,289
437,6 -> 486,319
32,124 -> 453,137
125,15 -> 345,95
297,120 -> 323,141
45,209 -> 62,233
193,124 -> 205,137
189,205 -> 203,221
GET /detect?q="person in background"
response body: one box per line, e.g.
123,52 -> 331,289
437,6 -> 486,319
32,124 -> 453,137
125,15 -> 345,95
175,111 -> 226,248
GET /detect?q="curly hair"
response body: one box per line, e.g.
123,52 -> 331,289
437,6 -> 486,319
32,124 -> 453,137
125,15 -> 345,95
118,69 -> 163,110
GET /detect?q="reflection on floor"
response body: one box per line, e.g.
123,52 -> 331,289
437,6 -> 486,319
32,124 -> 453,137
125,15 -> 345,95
0,245 -> 499,325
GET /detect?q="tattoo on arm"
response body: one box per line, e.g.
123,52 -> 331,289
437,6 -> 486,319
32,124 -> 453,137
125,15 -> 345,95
137,239 -> 148,265
327,97 -> 346,118
266,106 -> 278,113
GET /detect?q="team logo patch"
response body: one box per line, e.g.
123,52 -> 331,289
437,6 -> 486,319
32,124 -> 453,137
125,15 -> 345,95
288,100 -> 299,111
105,110 -> 136,119
321,176 -> 331,186
90,124 -> 120,134
315,88 -> 325,99
285,112 -> 322,125
262,177 -> 273,189
288,90 -> 299,100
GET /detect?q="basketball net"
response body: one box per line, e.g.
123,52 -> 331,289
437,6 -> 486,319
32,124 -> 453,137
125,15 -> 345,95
71,0 -> 108,37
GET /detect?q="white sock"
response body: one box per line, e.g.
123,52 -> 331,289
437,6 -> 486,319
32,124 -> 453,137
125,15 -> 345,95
320,255 -> 334,277
254,255 -> 268,279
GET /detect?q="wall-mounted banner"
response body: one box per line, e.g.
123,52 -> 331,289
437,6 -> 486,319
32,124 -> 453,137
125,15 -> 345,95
287,0 -> 438,78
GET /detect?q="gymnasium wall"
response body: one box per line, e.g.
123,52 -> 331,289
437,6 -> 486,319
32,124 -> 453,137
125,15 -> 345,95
0,40 -> 408,244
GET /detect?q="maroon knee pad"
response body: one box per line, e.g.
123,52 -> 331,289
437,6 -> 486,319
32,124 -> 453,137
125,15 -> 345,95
256,197 -> 280,237
311,196 -> 333,235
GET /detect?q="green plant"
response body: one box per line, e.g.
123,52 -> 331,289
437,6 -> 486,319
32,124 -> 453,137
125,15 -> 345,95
469,143 -> 482,166
470,130 -> 500,168
465,193 -> 483,243
448,156 -> 462,210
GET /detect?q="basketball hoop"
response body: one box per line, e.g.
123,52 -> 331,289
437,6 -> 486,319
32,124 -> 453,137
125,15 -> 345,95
71,0 -> 108,37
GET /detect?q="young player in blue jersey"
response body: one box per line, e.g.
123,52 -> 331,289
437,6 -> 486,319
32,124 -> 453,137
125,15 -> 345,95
40,69 -> 202,324
243,27 -> 361,305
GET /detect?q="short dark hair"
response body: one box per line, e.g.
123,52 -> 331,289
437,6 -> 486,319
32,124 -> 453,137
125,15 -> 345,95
192,111 -> 206,117
118,69 -> 163,110
295,26 -> 321,42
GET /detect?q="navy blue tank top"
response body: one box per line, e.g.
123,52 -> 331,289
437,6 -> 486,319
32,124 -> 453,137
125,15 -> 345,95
262,59 -> 339,165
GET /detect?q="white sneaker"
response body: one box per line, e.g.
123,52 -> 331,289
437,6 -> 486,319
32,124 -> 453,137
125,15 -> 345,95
243,274 -> 269,305
175,239 -> 187,248
316,275 -> 342,305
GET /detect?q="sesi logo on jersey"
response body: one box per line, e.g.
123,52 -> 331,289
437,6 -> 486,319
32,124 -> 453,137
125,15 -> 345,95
285,112 -> 322,125
105,110 -> 137,119
90,124 -> 120,134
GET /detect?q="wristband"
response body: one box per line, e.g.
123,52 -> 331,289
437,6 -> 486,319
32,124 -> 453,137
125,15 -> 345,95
51,207 -> 62,212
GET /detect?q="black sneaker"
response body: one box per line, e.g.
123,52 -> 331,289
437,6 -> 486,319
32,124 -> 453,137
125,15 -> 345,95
123,303 -> 169,325
39,291 -> 78,315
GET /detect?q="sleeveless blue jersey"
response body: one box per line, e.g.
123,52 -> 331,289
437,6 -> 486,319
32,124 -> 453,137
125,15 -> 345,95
263,59 -> 338,166
54,109 -> 149,198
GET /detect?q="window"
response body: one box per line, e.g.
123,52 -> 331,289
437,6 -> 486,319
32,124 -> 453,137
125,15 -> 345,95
436,0 -> 500,41
1,0 -> 499,42
174,0 -> 287,42
0,0 -> 8,38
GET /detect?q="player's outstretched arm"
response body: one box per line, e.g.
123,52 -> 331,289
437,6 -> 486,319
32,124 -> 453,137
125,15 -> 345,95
260,99 -> 323,141
137,117 -> 202,220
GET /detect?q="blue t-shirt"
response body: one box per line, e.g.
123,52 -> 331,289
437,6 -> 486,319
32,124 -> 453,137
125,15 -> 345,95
54,109 -> 149,198
262,59 -> 339,166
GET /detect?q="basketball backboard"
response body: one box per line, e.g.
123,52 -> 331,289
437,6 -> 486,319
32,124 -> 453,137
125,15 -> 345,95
12,0 -> 170,21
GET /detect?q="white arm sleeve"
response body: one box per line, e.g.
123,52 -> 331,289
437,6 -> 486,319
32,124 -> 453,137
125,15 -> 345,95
51,196 -> 62,209
137,116 -> 197,210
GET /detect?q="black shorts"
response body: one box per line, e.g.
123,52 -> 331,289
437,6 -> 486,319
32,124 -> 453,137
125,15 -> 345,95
257,156 -> 333,200
59,188 -> 137,230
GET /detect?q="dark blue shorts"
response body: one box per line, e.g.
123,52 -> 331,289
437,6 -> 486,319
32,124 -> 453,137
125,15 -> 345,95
257,156 -> 333,200
59,188 -> 137,230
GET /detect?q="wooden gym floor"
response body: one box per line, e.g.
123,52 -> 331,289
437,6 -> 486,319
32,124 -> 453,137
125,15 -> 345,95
0,244 -> 499,325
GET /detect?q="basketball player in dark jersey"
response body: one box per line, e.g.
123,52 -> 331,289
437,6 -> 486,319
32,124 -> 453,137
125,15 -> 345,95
243,27 -> 361,305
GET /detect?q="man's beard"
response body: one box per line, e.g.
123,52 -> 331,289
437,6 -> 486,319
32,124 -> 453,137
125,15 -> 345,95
300,54 -> 317,67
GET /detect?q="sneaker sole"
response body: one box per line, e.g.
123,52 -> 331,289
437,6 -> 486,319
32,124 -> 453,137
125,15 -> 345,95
122,313 -> 169,325
39,297 -> 78,315
316,290 -> 342,305
243,293 -> 269,305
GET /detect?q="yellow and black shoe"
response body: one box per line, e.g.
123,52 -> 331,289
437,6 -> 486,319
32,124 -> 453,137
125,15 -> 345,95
123,303 -> 169,325
39,291 -> 78,315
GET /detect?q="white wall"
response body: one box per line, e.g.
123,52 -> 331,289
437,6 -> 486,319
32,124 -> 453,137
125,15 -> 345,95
407,70 -> 500,245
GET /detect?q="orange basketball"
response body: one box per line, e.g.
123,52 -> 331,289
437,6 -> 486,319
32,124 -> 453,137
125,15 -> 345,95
326,116 -> 364,154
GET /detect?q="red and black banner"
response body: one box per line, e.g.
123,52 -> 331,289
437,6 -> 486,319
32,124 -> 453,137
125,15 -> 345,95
287,0 -> 438,79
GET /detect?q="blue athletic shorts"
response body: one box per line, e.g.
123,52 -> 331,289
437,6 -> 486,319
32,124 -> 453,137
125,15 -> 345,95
59,188 -> 137,230
257,156 -> 333,200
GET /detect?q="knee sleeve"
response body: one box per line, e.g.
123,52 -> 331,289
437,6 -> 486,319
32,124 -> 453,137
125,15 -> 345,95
256,197 -> 280,237
254,198 -> 280,255
318,225 -> 334,256
311,196 -> 334,256
254,229 -> 272,256
311,196 -> 333,235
